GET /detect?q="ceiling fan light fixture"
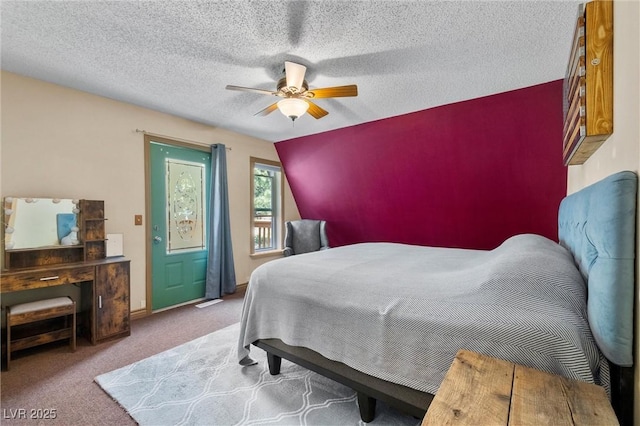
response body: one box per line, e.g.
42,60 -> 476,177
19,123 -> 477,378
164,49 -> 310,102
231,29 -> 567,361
277,98 -> 309,121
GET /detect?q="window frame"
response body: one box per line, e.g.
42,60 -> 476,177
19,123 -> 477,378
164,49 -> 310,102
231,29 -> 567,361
250,157 -> 284,257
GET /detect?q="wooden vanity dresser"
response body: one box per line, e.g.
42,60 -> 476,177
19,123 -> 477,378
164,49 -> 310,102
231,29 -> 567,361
2,200 -> 130,347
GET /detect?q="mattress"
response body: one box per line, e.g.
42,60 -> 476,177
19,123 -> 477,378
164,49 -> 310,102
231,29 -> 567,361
238,234 -> 607,395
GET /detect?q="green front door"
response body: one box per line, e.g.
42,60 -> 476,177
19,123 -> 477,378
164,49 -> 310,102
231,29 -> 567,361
150,141 -> 211,310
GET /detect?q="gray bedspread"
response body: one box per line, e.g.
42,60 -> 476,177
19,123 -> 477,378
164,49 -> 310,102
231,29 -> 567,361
237,234 -> 607,395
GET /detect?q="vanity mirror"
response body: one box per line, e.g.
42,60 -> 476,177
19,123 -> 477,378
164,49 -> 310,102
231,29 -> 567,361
4,197 -> 80,250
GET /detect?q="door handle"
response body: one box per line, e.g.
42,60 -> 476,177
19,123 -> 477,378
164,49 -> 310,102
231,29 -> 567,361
153,236 -> 162,244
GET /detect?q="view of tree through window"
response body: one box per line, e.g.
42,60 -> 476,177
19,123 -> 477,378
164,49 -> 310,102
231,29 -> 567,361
254,168 -> 273,217
251,158 -> 282,253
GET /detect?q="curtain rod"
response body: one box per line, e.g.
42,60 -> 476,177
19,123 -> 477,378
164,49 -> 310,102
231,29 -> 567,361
135,129 -> 231,150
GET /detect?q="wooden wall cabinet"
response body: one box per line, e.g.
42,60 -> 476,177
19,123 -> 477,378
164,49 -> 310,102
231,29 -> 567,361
562,0 -> 613,166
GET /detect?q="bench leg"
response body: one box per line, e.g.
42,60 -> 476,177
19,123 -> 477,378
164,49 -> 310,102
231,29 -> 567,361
70,311 -> 76,352
6,317 -> 11,371
267,352 -> 282,375
357,392 -> 376,422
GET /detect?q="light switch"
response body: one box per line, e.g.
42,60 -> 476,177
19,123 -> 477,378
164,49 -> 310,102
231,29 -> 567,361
135,215 -> 143,226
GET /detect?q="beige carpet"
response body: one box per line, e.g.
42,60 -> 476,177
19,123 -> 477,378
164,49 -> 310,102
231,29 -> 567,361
1,291 -> 245,426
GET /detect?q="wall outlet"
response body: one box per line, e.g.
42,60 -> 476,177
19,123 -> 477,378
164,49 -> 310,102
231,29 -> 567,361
140,300 -> 146,309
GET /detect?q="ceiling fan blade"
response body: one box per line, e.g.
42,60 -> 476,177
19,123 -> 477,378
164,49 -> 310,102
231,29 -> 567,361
254,102 -> 279,116
226,85 -> 278,96
285,61 -> 307,92
305,85 -> 358,99
306,100 -> 329,119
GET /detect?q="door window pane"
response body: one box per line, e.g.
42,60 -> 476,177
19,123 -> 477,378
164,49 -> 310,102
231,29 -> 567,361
166,159 -> 206,253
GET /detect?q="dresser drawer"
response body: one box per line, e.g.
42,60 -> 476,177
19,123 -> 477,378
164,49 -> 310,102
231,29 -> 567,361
1,266 -> 95,292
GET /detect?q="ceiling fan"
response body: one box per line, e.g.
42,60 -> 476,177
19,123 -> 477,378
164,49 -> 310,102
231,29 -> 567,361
225,61 -> 358,122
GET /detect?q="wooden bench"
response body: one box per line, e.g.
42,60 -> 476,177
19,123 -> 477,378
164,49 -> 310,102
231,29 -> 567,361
422,349 -> 618,426
6,296 -> 76,370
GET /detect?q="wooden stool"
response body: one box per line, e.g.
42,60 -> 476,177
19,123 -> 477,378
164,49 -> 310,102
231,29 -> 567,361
6,296 -> 76,370
422,349 -> 618,425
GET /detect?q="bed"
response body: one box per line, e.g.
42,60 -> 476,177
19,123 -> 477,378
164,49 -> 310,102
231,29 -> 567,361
237,170 -> 637,424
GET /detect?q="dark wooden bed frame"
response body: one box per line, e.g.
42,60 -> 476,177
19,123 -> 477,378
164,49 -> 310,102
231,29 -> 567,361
254,339 -> 433,422
255,339 -> 634,425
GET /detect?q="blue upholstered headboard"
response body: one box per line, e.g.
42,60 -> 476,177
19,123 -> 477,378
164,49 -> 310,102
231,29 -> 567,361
558,170 -> 637,367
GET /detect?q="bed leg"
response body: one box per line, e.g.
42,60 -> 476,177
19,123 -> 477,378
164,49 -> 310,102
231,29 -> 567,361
610,364 -> 634,425
357,392 -> 376,423
267,352 -> 282,375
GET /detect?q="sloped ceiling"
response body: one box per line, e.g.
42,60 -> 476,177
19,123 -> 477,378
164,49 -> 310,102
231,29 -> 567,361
1,1 -> 581,142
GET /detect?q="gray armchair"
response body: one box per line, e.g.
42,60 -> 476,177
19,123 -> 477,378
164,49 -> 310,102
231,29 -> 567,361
283,219 -> 330,257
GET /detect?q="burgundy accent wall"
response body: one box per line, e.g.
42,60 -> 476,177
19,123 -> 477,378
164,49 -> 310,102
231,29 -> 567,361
276,80 -> 567,250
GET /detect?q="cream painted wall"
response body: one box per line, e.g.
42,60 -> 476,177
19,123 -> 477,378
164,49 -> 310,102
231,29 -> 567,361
566,0 -> 640,421
0,71 -> 300,315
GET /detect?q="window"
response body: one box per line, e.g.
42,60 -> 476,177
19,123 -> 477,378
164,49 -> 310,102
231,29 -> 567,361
250,157 -> 283,255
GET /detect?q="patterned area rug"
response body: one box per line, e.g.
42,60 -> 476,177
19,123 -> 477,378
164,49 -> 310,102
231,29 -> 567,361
95,323 -> 419,425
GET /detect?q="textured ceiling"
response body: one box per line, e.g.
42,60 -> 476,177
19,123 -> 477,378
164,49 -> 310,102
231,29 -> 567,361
1,1 -> 581,143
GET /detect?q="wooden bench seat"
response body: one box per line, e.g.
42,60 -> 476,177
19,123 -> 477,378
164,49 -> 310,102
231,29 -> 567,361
6,296 -> 76,370
422,349 -> 618,426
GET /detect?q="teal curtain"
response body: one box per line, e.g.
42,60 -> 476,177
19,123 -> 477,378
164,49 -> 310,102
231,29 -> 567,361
205,144 -> 236,298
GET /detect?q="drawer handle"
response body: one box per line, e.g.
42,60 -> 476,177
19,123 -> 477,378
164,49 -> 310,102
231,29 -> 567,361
99,295 -> 103,309
40,276 -> 60,281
